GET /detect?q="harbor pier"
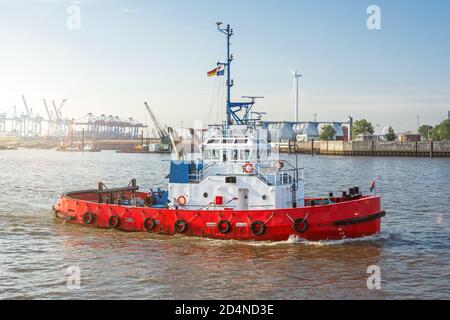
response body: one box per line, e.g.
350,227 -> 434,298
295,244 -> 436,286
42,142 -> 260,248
281,140 -> 450,158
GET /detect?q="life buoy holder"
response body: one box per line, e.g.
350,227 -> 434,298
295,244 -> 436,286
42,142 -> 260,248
177,195 -> 187,206
143,218 -> 156,232
83,212 -> 95,225
108,215 -> 121,229
217,220 -> 232,234
174,220 -> 188,233
250,221 -> 266,236
293,218 -> 308,234
242,162 -> 254,174
276,160 -> 284,171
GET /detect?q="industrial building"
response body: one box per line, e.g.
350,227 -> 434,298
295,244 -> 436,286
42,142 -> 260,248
354,132 -> 375,142
264,120 -> 351,143
397,132 -> 421,142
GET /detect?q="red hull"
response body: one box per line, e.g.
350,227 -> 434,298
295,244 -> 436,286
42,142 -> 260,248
53,191 -> 384,242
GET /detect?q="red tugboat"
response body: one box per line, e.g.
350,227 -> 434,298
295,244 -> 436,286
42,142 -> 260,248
53,23 -> 385,242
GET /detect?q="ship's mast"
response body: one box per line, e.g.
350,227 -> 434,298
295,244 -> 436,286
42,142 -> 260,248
216,22 -> 260,126
216,22 -> 233,125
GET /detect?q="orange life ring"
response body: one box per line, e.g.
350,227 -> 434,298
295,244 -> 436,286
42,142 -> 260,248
242,162 -> 254,174
177,195 -> 187,206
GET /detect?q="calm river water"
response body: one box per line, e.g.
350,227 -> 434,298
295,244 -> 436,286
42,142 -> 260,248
0,149 -> 449,299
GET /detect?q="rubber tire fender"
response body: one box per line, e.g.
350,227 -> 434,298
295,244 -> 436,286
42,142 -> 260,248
174,220 -> 188,234
217,220 -> 232,234
250,221 -> 266,236
108,215 -> 121,229
293,218 -> 308,234
143,218 -> 156,232
83,212 -> 96,225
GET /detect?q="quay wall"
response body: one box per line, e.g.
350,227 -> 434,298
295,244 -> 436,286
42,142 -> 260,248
280,140 -> 450,158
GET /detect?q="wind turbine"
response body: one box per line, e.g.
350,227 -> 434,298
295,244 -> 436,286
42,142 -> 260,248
290,69 -> 302,123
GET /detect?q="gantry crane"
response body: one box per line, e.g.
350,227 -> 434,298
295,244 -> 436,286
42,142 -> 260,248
43,99 -> 54,135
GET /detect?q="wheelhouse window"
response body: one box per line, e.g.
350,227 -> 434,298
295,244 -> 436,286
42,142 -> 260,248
212,149 -> 220,160
203,150 -> 212,160
243,149 -> 250,160
232,150 -> 238,161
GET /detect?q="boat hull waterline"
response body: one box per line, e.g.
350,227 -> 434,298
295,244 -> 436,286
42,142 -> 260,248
53,190 -> 384,242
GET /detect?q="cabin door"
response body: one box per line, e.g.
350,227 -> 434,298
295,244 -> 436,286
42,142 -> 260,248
238,188 -> 249,210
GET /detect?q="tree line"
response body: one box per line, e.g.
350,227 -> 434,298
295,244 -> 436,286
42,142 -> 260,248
418,120 -> 450,141
318,118 -> 450,141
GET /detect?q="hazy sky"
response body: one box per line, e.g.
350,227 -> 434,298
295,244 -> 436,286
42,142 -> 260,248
0,0 -> 449,133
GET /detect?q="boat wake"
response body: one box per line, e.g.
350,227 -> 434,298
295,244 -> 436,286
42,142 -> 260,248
202,234 -> 392,247
200,232 -> 396,247
284,234 -> 386,246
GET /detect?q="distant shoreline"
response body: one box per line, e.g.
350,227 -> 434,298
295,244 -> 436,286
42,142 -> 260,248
279,140 -> 450,158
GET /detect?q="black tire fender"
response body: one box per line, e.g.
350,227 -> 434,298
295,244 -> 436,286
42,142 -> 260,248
293,218 -> 308,234
83,212 -> 95,225
250,221 -> 266,236
217,220 -> 232,234
143,218 -> 156,232
174,220 -> 188,234
108,215 -> 121,229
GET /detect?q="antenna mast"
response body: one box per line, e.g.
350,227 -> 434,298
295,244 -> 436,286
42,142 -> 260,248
215,22 -> 260,126
216,22 -> 233,125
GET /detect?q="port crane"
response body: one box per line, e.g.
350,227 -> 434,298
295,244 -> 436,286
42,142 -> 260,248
144,101 -> 171,151
20,95 -> 43,136
43,99 -> 54,135
52,99 -> 68,136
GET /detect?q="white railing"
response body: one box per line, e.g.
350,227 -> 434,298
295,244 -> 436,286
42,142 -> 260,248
204,126 -> 266,140
254,163 -> 301,186
189,161 -> 303,187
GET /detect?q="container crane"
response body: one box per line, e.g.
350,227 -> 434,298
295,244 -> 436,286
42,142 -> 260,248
51,99 -> 67,136
144,101 -> 171,151
21,95 -> 31,117
58,99 -> 67,119
52,100 -> 61,123
21,94 -> 39,136
43,99 -> 54,135
43,99 -> 52,122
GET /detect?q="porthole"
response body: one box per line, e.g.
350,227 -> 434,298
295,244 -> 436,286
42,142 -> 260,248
262,195 -> 267,200
203,192 -> 208,198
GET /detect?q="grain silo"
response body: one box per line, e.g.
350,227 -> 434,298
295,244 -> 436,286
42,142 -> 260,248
268,122 -> 296,143
293,123 -> 306,135
317,123 -> 345,141
297,122 -> 319,142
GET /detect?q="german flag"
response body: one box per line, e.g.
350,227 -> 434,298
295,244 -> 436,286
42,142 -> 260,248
207,66 -> 220,77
